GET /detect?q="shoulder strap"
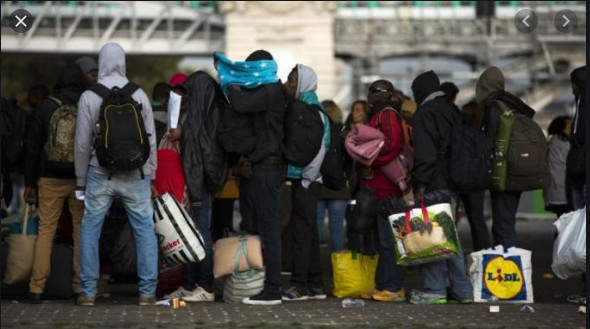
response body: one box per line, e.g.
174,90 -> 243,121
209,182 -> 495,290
90,83 -> 112,99
121,82 -> 140,96
46,96 -> 62,107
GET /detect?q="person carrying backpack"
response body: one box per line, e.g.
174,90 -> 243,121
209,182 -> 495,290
74,43 -> 158,307
475,67 -> 546,249
281,64 -> 330,301
216,50 -> 287,306
21,64 -> 86,303
409,71 -> 473,305
355,80 -> 406,303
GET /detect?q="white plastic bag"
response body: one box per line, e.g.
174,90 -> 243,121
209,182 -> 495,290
468,246 -> 534,303
153,193 -> 206,264
551,208 -> 586,280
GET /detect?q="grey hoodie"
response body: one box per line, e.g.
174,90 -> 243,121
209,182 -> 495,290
74,43 -> 157,186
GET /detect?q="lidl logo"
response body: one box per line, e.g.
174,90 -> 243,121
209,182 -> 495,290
484,256 -> 524,300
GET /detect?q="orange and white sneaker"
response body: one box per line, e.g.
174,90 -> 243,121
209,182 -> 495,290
372,289 -> 406,302
359,290 -> 379,300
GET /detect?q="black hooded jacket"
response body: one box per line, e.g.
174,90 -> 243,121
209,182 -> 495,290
24,64 -> 85,187
411,71 -> 461,192
181,71 -> 228,204
227,82 -> 287,163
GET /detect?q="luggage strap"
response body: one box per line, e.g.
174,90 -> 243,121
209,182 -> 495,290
233,236 -> 252,273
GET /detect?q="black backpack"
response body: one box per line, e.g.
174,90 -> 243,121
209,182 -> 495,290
447,120 -> 493,193
0,98 -> 29,173
91,83 -> 150,178
320,119 -> 347,190
218,104 -> 258,155
283,100 -> 324,167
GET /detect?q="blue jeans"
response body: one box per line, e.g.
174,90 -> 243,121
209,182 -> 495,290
183,190 -> 213,292
419,193 -> 473,300
79,166 -> 158,298
316,199 -> 347,252
571,184 -> 586,210
375,209 -> 404,291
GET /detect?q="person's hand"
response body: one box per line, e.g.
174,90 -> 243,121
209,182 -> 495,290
151,184 -> 160,200
24,186 -> 37,205
75,186 -> 86,201
414,186 -> 426,204
169,127 -> 182,141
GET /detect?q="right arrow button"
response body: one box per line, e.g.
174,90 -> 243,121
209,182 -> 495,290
555,9 -> 578,33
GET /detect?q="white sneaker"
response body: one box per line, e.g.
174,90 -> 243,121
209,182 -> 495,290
163,286 -> 193,299
182,286 -> 215,302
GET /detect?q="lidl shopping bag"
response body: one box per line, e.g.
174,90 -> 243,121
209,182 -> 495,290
388,201 -> 459,266
4,205 -> 37,284
552,208 -> 586,280
468,246 -> 533,303
153,193 -> 206,265
332,251 -> 378,298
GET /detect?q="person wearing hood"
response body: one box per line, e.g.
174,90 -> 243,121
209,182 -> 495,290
22,64 -> 86,304
566,66 -> 586,210
281,64 -> 330,301
474,66 -> 535,248
162,70 -> 227,303
357,79 -> 406,303
441,82 -> 491,252
75,56 -> 99,88
74,43 -> 158,307
219,50 -> 287,306
409,71 -> 473,305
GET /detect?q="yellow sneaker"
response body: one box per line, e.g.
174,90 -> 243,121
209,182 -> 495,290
372,289 -> 406,302
359,290 -> 379,300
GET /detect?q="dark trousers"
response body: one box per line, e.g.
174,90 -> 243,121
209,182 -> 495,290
459,192 -> 491,251
375,206 -> 404,292
211,198 -> 235,241
239,159 -> 283,294
290,181 -> 323,291
490,191 -> 522,248
183,190 -> 213,292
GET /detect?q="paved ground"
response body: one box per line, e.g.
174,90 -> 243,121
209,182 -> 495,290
1,217 -> 587,329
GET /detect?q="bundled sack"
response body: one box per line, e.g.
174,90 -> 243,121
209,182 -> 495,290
4,205 -> 37,285
223,269 -> 265,303
552,208 -> 586,280
388,199 -> 460,266
332,251 -> 378,298
153,193 -> 206,265
468,246 -> 533,303
222,238 -> 265,303
214,235 -> 263,278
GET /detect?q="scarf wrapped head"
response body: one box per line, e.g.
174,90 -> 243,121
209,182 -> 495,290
214,51 -> 278,96
295,64 -> 324,112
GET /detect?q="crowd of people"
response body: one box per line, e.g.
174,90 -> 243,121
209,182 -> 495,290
0,42 -> 585,307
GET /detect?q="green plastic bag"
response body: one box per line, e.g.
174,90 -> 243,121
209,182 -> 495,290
491,111 -> 515,192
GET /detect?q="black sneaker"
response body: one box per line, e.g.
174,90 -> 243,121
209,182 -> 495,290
242,291 -> 282,306
307,287 -> 327,300
282,286 -> 308,301
25,293 -> 43,304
